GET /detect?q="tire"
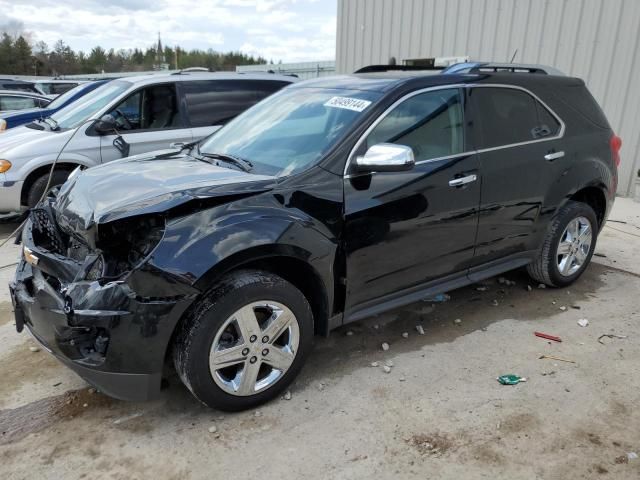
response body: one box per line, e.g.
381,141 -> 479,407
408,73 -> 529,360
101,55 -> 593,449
527,200 -> 598,287
173,270 -> 313,411
26,170 -> 70,208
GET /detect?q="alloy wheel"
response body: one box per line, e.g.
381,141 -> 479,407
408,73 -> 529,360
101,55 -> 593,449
209,301 -> 300,396
556,216 -> 592,276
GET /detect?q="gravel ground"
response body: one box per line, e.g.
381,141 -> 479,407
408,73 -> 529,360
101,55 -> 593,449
0,199 -> 639,480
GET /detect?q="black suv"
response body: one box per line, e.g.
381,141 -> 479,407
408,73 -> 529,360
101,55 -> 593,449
10,63 -> 620,410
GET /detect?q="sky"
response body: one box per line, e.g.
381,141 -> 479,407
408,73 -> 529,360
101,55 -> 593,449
0,0 -> 337,63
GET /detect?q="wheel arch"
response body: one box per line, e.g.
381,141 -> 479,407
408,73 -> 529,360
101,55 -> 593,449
568,185 -> 608,229
192,244 -> 332,337
20,159 -> 91,207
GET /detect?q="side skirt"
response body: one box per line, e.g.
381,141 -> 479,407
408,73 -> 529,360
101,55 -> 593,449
342,251 -> 537,325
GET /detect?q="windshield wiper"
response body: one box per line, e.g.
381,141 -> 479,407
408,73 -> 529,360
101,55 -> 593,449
199,152 -> 253,173
43,117 -> 59,131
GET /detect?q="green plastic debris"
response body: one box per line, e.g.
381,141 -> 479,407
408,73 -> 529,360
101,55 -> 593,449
497,374 -> 527,385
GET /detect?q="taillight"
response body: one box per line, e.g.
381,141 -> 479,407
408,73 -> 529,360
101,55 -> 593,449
610,134 -> 622,168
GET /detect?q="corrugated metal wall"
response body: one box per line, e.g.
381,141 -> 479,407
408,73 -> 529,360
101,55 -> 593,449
336,0 -> 640,196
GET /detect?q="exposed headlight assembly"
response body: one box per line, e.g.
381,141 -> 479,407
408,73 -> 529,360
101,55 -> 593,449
96,215 -> 165,278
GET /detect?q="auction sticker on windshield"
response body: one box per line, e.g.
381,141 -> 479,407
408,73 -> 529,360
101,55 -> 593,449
324,96 -> 372,112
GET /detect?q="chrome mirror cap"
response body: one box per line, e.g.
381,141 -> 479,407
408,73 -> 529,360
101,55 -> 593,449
355,143 -> 415,172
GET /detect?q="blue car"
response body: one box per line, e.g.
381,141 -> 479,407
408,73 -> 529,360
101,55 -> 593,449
0,80 -> 110,132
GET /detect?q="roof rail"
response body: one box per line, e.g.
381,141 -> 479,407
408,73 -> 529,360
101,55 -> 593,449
354,64 -> 444,74
442,62 -> 565,76
171,67 -> 211,75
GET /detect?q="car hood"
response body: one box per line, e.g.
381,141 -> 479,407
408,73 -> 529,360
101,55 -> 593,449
54,151 -> 277,239
0,124 -> 66,156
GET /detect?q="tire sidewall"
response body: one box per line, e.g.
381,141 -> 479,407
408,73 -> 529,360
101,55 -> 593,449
27,171 -> 70,207
178,271 -> 313,411
548,203 -> 598,286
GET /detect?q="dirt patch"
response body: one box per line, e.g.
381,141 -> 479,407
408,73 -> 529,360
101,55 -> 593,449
0,341 -> 63,405
406,432 -> 454,456
0,388 -> 113,445
471,443 -> 506,465
0,301 -> 15,327
499,413 -> 540,435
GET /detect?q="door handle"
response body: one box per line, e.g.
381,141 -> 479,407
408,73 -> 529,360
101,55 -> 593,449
449,174 -> 477,187
544,151 -> 565,161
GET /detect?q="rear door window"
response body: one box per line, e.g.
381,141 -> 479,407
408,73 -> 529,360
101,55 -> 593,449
181,80 -> 289,127
471,87 -> 561,149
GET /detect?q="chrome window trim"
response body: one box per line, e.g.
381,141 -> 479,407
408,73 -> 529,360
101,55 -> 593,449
343,83 -> 566,177
469,83 -> 566,154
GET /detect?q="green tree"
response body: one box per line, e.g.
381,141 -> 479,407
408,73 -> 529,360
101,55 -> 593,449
13,36 -> 33,74
0,33 -> 14,73
88,46 -> 107,73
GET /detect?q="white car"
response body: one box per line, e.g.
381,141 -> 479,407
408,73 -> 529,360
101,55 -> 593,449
0,72 -> 295,213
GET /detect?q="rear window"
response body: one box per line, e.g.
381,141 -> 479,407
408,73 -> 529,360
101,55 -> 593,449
182,80 -> 289,127
471,87 -> 561,149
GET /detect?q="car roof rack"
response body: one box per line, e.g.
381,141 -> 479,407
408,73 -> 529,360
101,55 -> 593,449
171,67 -> 211,75
442,62 -> 565,76
354,64 -> 444,74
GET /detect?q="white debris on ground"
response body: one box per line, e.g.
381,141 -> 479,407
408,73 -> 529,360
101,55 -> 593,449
381,342 -> 390,351
577,318 -> 589,327
401,332 -> 409,338
415,325 -> 425,335
283,391 -> 292,401
29,346 -> 40,352
383,365 -> 391,373
113,412 -> 144,425
453,318 -> 462,325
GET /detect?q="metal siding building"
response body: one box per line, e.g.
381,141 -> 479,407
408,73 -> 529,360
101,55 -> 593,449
336,0 -> 640,196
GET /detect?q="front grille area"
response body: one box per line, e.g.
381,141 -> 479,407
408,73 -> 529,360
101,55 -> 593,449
30,207 -> 66,255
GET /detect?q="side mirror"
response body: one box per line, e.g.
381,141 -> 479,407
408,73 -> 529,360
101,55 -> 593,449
94,114 -> 117,135
355,143 -> 415,172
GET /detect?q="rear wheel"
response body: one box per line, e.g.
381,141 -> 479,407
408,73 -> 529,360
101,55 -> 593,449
527,201 -> 598,287
173,270 -> 313,411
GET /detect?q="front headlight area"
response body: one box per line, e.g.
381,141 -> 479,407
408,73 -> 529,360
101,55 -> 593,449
93,214 -> 166,280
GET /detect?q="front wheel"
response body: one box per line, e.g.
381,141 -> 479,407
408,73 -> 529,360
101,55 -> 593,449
26,170 -> 70,208
173,270 -> 313,411
527,201 -> 598,287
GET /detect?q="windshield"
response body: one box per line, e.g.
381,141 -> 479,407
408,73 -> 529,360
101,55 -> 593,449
199,87 -> 382,176
50,80 -> 131,130
46,83 -> 93,110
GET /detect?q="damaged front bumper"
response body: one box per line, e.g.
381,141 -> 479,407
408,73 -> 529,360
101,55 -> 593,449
10,210 -> 197,401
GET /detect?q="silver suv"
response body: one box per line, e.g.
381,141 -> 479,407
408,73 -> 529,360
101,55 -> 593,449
0,72 -> 295,213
